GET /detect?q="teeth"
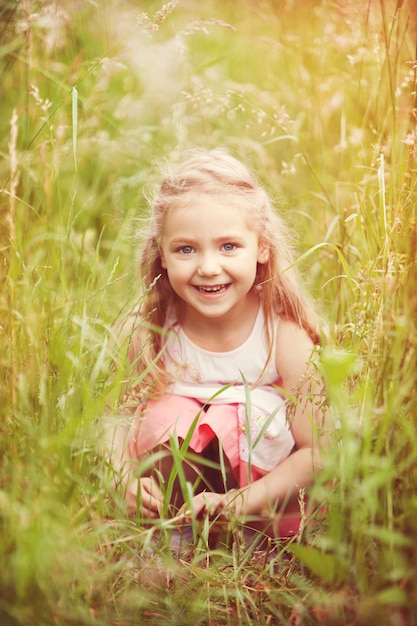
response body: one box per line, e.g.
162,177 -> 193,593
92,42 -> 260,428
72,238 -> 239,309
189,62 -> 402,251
197,285 -> 227,293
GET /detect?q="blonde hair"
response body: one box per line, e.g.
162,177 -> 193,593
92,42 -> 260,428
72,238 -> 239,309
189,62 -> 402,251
121,148 -> 321,400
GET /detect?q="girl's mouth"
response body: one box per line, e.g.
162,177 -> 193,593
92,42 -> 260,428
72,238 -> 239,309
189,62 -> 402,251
193,284 -> 230,295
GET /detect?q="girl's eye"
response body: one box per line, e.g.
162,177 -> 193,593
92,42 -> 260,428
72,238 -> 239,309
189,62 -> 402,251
222,243 -> 237,252
178,245 -> 194,254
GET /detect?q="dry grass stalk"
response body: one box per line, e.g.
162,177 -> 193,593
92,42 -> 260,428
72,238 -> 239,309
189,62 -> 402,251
7,107 -> 19,411
7,107 -> 19,247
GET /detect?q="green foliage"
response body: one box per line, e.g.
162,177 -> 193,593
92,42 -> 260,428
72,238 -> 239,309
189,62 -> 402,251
1,0 -> 416,624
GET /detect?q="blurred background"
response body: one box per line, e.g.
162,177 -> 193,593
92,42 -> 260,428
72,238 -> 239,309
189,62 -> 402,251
1,1 -> 416,624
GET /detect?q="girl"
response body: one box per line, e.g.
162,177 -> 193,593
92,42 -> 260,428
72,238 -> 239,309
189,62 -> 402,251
109,148 -> 329,538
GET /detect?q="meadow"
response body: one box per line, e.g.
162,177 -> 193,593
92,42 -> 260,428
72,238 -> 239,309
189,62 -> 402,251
1,0 -> 416,624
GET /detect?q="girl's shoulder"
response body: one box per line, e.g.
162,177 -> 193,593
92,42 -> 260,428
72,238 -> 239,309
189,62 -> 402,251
275,319 -> 317,386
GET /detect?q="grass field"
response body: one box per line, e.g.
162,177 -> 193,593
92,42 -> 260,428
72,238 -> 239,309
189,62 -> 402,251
1,1 -> 416,624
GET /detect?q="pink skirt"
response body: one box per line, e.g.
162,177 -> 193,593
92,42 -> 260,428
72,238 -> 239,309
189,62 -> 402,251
127,394 -> 302,537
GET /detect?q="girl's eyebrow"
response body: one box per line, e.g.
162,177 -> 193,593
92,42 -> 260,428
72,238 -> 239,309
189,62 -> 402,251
170,234 -> 245,243
168,237 -> 196,244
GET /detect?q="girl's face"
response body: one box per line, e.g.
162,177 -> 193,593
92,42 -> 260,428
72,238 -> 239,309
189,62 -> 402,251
160,195 -> 269,323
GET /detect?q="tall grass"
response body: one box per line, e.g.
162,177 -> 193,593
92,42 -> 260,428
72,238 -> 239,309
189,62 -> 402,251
0,0 -> 416,624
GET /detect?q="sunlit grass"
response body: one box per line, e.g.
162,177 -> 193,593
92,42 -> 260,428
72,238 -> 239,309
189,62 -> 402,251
1,0 -> 416,624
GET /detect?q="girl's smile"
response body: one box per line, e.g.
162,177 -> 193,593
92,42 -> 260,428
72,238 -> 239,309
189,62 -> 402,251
192,283 -> 231,295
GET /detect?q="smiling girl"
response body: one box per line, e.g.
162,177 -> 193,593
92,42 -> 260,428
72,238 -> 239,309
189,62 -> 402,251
108,148 -> 330,538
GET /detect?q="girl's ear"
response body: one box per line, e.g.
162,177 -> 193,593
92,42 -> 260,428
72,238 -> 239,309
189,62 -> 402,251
257,240 -> 270,264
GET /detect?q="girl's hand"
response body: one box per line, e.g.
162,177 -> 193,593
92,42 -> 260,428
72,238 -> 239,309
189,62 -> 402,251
180,489 -> 243,524
125,477 -> 164,519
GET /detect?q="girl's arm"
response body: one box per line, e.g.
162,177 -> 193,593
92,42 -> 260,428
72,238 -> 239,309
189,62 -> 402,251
104,313 -> 165,518
235,318 -> 329,517
104,417 -> 164,518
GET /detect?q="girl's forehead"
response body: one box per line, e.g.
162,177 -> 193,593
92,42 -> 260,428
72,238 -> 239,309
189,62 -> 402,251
166,194 -> 249,222
167,191 -> 252,215
161,196 -> 257,239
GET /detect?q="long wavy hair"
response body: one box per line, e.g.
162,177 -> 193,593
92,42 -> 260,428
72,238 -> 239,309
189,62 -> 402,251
120,148 -> 321,401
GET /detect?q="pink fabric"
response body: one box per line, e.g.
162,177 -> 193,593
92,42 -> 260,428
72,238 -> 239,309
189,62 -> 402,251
127,394 -> 268,487
127,394 -> 302,537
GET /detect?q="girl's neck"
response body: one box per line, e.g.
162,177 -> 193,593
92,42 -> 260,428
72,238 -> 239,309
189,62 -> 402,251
177,288 -> 261,352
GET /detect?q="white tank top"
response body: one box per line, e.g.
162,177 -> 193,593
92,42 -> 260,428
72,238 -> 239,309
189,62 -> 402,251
164,305 -> 279,391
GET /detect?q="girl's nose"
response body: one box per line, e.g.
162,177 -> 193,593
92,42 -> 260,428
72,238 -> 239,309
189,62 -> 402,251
197,254 -> 221,277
